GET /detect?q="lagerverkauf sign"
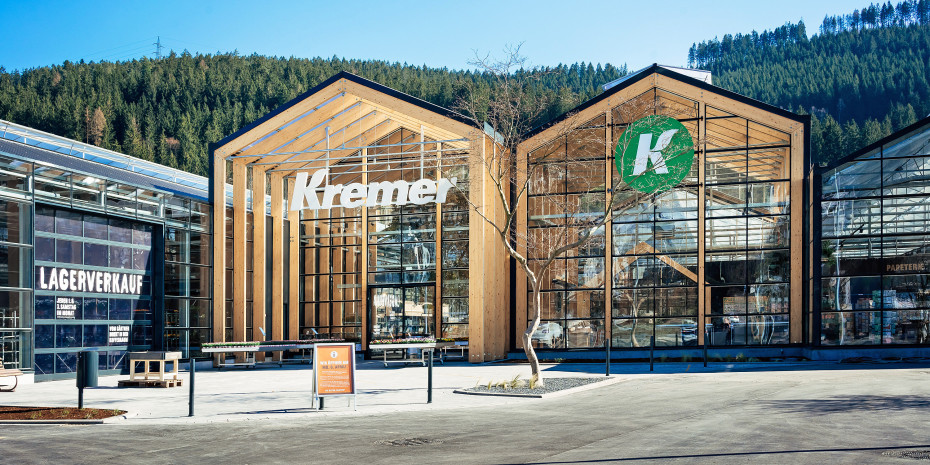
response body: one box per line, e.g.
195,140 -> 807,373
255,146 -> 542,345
290,168 -> 457,210
37,266 -> 144,295
616,115 -> 695,194
312,342 -> 357,408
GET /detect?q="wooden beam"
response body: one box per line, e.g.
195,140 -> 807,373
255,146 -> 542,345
287,178 -> 301,341
604,108 -> 613,351
232,161 -> 248,360
434,142 -> 443,340
697,102 -> 707,346
270,172 -> 285,351
215,86 -> 346,158
789,126 -> 804,343
236,95 -> 357,161
360,147 -> 370,351
272,116 -> 400,179
251,167 -> 267,360
514,145 -> 528,351
212,151 -> 227,365
342,79 -> 475,138
468,132 -> 486,362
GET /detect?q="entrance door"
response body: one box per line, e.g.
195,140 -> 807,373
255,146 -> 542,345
369,286 -> 435,339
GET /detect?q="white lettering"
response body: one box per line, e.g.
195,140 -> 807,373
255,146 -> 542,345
95,271 -> 102,293
341,183 -> 367,208
409,179 -> 437,204
290,169 -> 457,210
59,269 -> 69,291
39,266 -> 47,290
367,180 -> 409,207
321,183 -> 343,209
137,275 -> 143,294
435,177 -> 457,203
103,272 -> 111,293
69,269 -> 77,292
49,268 -> 59,291
290,170 -> 326,210
632,130 -> 677,176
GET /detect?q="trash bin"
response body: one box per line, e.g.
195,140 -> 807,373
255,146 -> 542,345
76,349 -> 99,388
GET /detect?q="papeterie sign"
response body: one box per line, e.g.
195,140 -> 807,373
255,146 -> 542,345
290,168 -> 457,210
37,266 -> 144,295
616,115 -> 695,194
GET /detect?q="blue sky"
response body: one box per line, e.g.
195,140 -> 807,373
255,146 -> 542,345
0,0 -> 861,72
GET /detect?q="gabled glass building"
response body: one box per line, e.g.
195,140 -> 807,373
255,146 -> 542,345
816,116 -> 930,349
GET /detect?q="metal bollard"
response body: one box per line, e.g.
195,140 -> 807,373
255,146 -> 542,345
188,358 -> 195,417
650,336 -> 655,372
427,349 -> 433,404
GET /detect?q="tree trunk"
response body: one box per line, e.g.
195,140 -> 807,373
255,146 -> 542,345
524,281 -> 544,387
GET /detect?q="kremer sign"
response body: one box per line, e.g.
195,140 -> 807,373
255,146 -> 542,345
290,168 -> 458,210
615,115 -> 695,194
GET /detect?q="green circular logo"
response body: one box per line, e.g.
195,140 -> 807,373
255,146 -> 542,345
615,115 -> 695,194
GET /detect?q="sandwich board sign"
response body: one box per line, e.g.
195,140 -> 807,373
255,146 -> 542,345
312,342 -> 357,410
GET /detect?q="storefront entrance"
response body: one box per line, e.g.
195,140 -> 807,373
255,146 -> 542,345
369,285 -> 435,340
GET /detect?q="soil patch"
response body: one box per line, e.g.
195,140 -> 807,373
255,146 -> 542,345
0,406 -> 126,421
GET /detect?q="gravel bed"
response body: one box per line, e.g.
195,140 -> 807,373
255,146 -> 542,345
460,377 -> 605,396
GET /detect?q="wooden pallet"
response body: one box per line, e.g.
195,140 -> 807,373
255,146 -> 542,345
118,378 -> 183,388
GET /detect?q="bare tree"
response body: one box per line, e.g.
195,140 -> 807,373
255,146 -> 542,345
450,46 -> 698,385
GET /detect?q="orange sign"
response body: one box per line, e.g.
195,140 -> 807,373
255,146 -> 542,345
313,343 -> 356,396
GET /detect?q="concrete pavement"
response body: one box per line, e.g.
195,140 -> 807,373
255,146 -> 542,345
2,360 -> 930,464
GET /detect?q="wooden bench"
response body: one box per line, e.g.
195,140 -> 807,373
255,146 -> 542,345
0,362 -> 24,392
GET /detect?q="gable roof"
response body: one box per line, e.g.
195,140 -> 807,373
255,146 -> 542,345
213,71 -> 477,152
523,63 -> 806,140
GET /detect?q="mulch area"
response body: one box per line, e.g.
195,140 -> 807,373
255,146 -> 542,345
0,406 -> 126,420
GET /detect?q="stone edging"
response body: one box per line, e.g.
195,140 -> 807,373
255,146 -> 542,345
453,376 -> 625,399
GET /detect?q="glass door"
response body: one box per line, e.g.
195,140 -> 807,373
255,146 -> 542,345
369,285 -> 435,340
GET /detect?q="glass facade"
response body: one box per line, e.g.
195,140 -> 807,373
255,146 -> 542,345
0,140 -> 213,379
0,155 -> 34,370
526,87 -> 796,349
819,121 -> 930,346
298,128 -> 471,344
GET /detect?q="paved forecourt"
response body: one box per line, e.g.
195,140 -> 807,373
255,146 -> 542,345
1,359 -> 630,424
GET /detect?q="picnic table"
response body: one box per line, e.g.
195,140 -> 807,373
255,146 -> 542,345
202,344 -> 316,369
368,342 -> 454,367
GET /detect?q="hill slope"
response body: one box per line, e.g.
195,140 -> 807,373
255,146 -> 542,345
690,1 -> 930,164
0,55 -> 625,176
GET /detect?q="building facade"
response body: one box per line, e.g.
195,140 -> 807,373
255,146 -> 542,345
0,120 -> 212,380
816,116 -> 930,348
515,65 -> 809,351
4,67 -> 930,382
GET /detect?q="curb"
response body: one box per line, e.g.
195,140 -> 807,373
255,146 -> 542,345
0,411 -> 133,425
453,375 -> 626,399
0,419 -> 105,425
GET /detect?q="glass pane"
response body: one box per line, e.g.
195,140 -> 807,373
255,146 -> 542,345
821,312 -> 881,345
821,276 -> 882,312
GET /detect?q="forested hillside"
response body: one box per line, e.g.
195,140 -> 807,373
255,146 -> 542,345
1,1 -> 929,175
0,55 -> 624,176
690,0 -> 930,164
